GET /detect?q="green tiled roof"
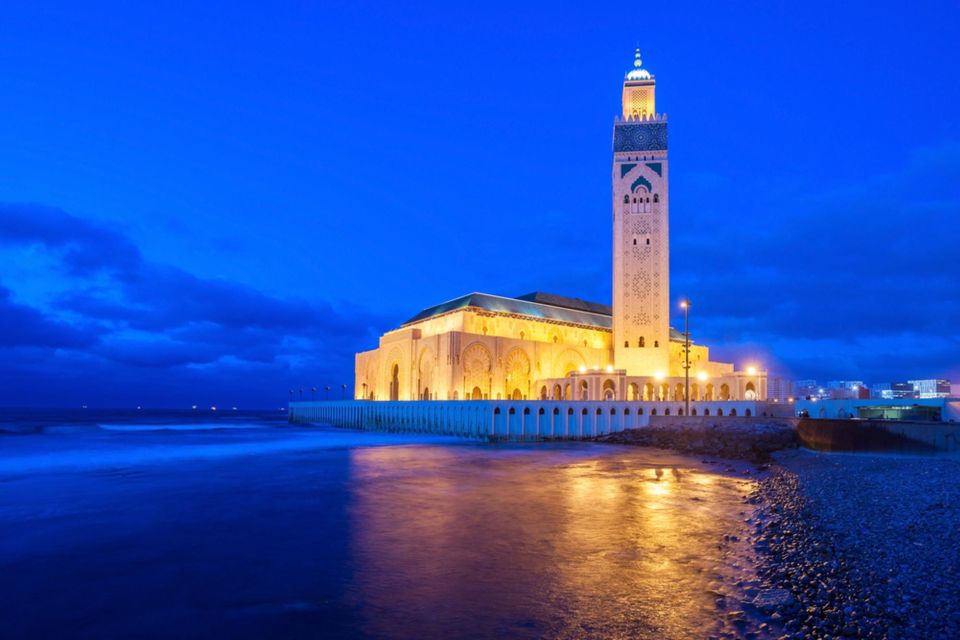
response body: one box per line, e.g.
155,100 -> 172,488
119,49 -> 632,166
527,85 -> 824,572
402,291 -> 689,341
403,292 -> 611,329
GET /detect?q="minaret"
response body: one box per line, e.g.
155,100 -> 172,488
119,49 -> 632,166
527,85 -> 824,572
612,48 -> 670,375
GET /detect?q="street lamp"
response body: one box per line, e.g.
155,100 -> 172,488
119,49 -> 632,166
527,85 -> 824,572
680,299 -> 691,417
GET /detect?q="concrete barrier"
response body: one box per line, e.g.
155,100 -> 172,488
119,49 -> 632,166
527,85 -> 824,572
287,400 -> 769,441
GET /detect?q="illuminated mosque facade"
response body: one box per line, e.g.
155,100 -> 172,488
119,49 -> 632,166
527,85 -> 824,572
355,50 -> 767,403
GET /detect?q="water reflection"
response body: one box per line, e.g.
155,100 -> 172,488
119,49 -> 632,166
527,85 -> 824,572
347,444 -> 756,639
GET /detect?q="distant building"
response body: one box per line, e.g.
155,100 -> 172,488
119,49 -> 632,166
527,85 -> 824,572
908,379 -> 952,399
826,380 -> 866,400
891,382 -> 917,399
870,382 -> 892,399
794,380 -> 820,400
767,376 -> 794,403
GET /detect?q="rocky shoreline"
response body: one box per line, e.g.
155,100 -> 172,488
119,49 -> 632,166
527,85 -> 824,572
596,419 -> 799,463
602,426 -> 960,638
747,450 -> 960,639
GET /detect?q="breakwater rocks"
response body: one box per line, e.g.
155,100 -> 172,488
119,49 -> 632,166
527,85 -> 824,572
597,417 -> 799,462
749,451 -> 960,639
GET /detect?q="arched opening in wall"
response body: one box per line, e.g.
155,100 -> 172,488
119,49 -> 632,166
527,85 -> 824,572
651,408 -> 657,415
730,408 -> 738,416
653,194 -> 659,203
628,383 -> 640,401
602,379 -> 616,401
553,384 -> 562,400
745,408 -> 752,417
389,364 -> 400,401
664,408 -> 671,416
421,386 -> 430,400
511,388 -> 522,400
623,195 -> 630,203
539,407 -> 545,415
705,383 -> 715,401
678,408 -> 684,416
690,383 -> 699,401
720,384 -> 731,401
452,390 -> 459,400
744,382 -> 757,401
523,407 -> 530,416
660,383 -> 670,402
579,380 -> 589,401
717,409 -> 724,416
471,386 -> 483,400
674,383 -> 685,401
639,336 -> 645,347
691,408 -> 698,416
643,383 -> 655,401
567,408 -> 573,416
508,407 -> 516,415
494,407 -> 501,415
540,386 -> 548,400
704,408 -> 710,416
654,340 -> 659,348
552,407 -> 559,415
638,407 -> 644,415
625,408 -> 631,415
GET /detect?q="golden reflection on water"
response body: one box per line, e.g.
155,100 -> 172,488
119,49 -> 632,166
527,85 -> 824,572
346,445 -> 756,640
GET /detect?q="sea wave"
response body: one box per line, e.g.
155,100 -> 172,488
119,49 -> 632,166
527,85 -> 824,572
97,423 -> 264,432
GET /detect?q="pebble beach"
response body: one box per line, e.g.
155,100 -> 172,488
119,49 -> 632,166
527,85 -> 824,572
750,450 -> 960,639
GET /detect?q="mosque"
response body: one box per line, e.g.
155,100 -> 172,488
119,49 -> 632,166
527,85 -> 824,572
354,50 -> 766,403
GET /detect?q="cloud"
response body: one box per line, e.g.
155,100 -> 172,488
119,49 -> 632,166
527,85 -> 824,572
0,286 -> 101,349
671,141 -> 960,379
0,203 -> 142,275
0,203 -> 386,406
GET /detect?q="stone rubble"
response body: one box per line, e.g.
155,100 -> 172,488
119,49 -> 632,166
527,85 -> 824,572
749,450 -> 960,639
597,420 -> 798,463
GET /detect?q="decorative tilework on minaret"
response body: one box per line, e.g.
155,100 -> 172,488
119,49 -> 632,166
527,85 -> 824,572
612,47 -> 670,376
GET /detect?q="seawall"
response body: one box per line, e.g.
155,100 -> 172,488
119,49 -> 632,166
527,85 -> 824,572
287,399 -> 774,441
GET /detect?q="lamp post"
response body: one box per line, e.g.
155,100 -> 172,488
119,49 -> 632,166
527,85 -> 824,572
680,299 -> 691,417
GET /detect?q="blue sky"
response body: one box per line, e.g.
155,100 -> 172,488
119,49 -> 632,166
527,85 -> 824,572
1,1 -> 958,407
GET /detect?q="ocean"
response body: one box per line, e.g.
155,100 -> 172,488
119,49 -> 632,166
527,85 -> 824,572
0,408 -> 760,639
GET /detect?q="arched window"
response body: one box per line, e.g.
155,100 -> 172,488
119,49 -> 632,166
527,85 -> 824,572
665,408 -> 671,415
494,407 -> 501,415
730,408 -> 737,416
552,407 -> 559,415
582,408 -> 589,415
508,407 -> 515,415
523,407 -> 530,415
651,408 -> 657,415
623,195 -> 630,204
653,194 -> 659,203
639,336 -> 645,347
538,407 -> 545,415
717,408 -> 723,416
704,408 -> 710,416
633,239 -> 637,245
596,408 -> 602,415
638,407 -> 644,415
653,340 -> 659,347
624,408 -> 631,415
567,408 -> 574,415
691,408 -> 697,416
645,238 -> 650,245
745,409 -> 752,417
